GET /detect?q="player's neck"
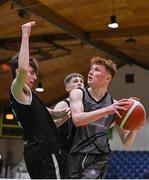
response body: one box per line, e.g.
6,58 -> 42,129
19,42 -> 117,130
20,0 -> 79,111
89,86 -> 107,101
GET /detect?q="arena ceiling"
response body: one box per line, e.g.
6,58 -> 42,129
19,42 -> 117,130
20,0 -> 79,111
0,0 -> 149,106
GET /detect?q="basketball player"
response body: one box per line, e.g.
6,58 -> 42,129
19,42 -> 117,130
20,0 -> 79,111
68,56 -> 138,179
10,21 -> 68,179
53,73 -> 84,178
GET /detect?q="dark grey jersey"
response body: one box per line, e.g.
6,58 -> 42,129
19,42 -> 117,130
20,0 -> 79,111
70,87 -> 114,155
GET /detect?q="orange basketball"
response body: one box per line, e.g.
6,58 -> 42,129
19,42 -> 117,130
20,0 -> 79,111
114,97 -> 146,131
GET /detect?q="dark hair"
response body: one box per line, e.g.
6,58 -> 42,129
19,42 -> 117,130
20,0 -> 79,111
90,56 -> 117,78
64,73 -> 84,85
10,53 -> 39,78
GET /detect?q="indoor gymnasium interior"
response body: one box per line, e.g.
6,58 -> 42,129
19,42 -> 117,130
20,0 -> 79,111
0,0 -> 149,179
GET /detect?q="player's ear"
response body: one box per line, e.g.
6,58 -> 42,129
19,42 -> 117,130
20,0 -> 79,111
65,84 -> 69,92
105,74 -> 112,82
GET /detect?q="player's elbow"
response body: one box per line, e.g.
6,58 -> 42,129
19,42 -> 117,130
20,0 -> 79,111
72,114 -> 83,127
122,139 -> 134,147
72,119 -> 81,127
123,141 -> 131,147
19,67 -> 28,74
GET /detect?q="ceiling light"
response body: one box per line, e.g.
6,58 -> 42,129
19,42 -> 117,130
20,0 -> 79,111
35,82 -> 44,92
108,0 -> 119,29
108,15 -> 119,29
125,37 -> 136,44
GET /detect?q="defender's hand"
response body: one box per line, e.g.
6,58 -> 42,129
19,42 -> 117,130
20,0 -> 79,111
22,21 -> 36,38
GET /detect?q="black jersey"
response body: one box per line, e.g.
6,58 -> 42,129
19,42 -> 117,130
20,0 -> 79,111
58,99 -> 76,152
70,87 -> 114,155
10,91 -> 60,154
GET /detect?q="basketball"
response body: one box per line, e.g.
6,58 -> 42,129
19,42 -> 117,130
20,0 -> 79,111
114,97 -> 146,131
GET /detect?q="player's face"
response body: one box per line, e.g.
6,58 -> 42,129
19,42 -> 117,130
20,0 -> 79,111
25,66 -> 37,88
88,64 -> 111,87
66,76 -> 84,92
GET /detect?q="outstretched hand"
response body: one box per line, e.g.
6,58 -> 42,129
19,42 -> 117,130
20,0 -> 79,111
50,107 -> 71,120
22,21 -> 36,38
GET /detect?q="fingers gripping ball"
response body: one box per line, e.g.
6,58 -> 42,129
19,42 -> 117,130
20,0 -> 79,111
114,97 -> 146,130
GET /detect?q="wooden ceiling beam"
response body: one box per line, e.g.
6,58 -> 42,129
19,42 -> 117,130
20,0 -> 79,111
0,33 -> 73,43
90,40 -> 149,70
13,0 -> 148,70
1,34 -> 147,69
90,26 -> 149,39
13,0 -> 87,40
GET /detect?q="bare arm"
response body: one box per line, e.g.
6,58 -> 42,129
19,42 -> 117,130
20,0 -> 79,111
70,89 -> 129,127
115,123 -> 138,146
11,22 -> 35,102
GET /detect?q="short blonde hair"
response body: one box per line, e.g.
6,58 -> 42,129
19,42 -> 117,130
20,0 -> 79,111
91,56 -> 117,78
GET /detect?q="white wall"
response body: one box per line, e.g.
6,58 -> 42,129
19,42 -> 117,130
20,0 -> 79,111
109,64 -> 149,151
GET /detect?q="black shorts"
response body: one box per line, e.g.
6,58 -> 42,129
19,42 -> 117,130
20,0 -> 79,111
59,148 -> 69,179
24,142 -> 61,179
68,153 -> 109,179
